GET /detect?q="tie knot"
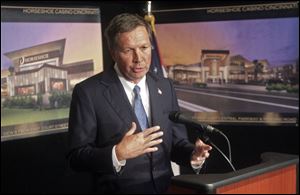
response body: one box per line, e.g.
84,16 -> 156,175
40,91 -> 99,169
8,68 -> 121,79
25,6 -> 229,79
133,85 -> 141,95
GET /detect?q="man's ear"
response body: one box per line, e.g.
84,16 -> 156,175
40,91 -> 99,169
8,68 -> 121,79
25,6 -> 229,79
110,49 -> 116,61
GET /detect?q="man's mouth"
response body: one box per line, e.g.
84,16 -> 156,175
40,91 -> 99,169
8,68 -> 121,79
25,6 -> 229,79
132,67 -> 145,73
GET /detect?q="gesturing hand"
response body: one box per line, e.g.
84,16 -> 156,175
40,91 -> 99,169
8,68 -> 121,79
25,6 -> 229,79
191,139 -> 212,166
115,122 -> 164,161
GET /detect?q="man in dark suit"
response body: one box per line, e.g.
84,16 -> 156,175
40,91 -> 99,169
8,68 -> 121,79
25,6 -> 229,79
67,13 -> 212,194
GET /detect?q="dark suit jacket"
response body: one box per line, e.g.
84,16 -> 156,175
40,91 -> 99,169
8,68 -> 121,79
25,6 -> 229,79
67,67 -> 194,194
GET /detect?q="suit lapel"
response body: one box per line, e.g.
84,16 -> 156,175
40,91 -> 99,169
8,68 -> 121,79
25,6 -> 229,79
147,75 -> 164,128
100,68 -> 165,133
147,74 -> 168,161
101,68 -> 136,131
101,69 -> 165,161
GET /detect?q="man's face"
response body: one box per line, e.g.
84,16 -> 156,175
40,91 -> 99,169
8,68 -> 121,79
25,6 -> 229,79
112,26 -> 152,84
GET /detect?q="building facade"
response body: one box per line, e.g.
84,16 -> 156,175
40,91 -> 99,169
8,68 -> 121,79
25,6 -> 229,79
2,39 -> 95,105
167,49 -> 298,85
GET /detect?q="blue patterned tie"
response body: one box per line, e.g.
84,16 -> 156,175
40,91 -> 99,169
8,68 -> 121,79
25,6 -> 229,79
133,85 -> 149,130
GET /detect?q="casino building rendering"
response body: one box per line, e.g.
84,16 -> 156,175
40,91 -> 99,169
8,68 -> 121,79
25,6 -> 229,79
2,39 -> 94,105
167,49 -> 298,85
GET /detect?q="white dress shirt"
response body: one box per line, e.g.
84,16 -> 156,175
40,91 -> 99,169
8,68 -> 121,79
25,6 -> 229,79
111,64 -> 204,173
112,64 -> 151,172
114,64 -> 151,123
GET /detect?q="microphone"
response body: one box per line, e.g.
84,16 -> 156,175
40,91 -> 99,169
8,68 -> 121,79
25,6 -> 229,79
169,111 -> 220,133
169,111 -> 236,171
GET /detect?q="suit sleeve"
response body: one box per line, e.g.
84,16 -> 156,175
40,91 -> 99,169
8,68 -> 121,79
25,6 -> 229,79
67,84 -> 115,174
167,80 -> 195,167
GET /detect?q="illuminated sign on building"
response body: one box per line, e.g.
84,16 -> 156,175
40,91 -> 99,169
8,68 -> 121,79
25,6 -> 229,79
20,53 -> 49,65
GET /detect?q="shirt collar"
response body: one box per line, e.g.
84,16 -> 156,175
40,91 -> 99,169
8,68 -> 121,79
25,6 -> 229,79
114,63 -> 147,91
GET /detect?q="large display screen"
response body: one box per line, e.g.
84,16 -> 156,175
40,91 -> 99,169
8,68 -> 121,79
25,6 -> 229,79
1,6 -> 103,141
154,2 -> 299,126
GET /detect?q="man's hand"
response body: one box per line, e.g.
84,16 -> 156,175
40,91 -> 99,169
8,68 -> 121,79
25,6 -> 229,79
191,139 -> 212,166
115,122 -> 163,161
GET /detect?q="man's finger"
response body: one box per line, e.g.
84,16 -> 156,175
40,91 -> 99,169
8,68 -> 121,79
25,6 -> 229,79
145,131 -> 164,142
146,138 -> 163,148
143,125 -> 160,137
194,139 -> 212,154
125,122 -> 137,136
203,144 -> 212,151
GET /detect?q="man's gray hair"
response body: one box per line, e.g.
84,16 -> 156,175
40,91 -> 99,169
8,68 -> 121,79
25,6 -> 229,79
104,13 -> 152,50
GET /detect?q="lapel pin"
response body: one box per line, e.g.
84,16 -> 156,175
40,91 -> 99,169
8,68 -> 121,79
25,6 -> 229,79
158,88 -> 162,95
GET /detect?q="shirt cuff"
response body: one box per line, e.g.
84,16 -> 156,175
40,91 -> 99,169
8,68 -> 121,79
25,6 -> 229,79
191,160 -> 205,174
112,145 -> 126,172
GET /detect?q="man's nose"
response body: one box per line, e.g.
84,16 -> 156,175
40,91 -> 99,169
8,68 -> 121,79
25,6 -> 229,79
133,49 -> 142,63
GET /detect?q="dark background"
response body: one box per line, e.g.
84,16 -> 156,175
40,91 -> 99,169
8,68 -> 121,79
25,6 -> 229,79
1,1 -> 299,193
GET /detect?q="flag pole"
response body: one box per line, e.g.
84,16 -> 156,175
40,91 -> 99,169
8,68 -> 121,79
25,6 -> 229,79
144,1 -> 156,34
144,1 -> 167,77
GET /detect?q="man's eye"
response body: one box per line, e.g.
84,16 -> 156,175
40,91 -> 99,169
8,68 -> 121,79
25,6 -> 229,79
123,49 -> 132,54
141,46 -> 149,51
